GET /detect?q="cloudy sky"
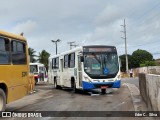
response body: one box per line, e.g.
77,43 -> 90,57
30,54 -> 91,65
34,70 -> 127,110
1,0 -> 160,59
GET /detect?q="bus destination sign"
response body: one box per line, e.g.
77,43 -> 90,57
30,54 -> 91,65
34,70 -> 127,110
88,48 -> 112,52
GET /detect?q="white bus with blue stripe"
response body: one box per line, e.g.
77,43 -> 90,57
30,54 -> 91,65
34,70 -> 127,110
48,45 -> 121,94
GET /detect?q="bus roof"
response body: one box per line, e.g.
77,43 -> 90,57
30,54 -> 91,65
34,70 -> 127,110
49,45 -> 117,59
49,46 -> 82,59
0,30 -> 26,41
83,45 -> 116,48
30,63 -> 44,66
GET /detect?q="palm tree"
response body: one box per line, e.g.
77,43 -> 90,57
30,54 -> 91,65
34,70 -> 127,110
28,47 -> 37,63
38,50 -> 50,70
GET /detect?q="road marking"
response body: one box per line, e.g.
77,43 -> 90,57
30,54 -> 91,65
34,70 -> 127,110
113,102 -> 125,109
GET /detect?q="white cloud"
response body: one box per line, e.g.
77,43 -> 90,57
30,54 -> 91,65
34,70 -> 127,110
94,4 -> 124,27
1,0 -> 160,59
11,20 -> 38,36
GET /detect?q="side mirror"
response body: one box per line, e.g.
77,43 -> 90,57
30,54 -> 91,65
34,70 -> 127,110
119,58 -> 122,67
80,56 -> 84,62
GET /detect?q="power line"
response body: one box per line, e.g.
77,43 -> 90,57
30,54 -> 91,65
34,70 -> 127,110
117,39 -> 160,48
129,1 -> 160,26
152,52 -> 160,55
127,2 -> 160,37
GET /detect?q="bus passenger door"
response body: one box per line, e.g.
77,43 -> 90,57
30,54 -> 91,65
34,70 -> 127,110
78,56 -> 82,87
44,67 -> 48,82
59,59 -> 64,85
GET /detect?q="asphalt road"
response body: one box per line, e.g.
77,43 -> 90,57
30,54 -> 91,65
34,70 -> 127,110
1,81 -> 155,120
121,77 -> 139,88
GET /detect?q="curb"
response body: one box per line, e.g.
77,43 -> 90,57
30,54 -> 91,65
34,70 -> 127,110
123,83 -> 148,111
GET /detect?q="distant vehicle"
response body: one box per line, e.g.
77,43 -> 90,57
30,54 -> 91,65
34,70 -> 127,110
0,30 -> 32,111
30,63 -> 48,84
48,45 -> 121,94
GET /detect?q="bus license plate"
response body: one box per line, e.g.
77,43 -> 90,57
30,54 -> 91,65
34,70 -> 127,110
101,86 -> 107,89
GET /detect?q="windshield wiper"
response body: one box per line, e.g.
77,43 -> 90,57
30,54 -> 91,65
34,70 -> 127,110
91,53 -> 101,63
100,75 -> 107,76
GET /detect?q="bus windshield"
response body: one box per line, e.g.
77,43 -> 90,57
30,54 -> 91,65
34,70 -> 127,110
84,52 -> 119,79
30,65 -> 38,73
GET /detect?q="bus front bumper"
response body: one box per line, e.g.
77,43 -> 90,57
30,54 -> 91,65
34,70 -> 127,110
82,80 -> 121,90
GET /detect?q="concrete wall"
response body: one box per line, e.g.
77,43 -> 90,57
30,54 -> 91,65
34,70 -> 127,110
139,73 -> 160,111
134,66 -> 160,77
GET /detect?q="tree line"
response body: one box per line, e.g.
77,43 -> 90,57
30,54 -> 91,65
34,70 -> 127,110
28,48 -> 50,69
119,49 -> 159,72
29,47 -> 159,72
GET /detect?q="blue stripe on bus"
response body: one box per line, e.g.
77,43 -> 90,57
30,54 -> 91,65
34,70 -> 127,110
82,80 -> 121,90
112,80 -> 121,88
82,81 -> 95,89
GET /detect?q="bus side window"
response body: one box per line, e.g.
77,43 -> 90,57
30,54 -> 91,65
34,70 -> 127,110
11,40 -> 26,65
64,55 -> 68,68
56,57 -> 59,68
52,58 -> 55,69
52,57 -> 59,69
0,38 -> 10,64
69,53 -> 75,68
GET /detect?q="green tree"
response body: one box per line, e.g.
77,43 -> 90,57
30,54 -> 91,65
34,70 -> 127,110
155,59 -> 160,66
38,50 -> 50,69
28,47 -> 37,63
140,61 -> 156,67
119,54 -> 133,72
132,49 -> 153,68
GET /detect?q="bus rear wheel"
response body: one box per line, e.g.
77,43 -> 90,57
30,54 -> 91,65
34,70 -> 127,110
0,89 -> 6,111
54,78 -> 58,89
54,78 -> 61,89
71,81 -> 77,93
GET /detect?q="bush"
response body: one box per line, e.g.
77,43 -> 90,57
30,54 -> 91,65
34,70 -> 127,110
140,61 -> 156,67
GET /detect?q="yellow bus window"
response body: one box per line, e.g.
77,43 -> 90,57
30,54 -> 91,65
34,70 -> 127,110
0,38 -> 10,64
11,40 -> 26,65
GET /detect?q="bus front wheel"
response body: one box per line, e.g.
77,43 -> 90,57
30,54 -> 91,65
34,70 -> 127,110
0,89 -> 6,111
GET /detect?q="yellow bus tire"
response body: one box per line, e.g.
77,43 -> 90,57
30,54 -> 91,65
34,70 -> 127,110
0,89 -> 6,111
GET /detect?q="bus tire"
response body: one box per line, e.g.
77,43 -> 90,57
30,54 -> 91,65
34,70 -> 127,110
0,89 -> 6,111
101,89 -> 106,94
35,78 -> 38,85
54,78 -> 61,89
73,82 -> 77,93
71,81 -> 77,93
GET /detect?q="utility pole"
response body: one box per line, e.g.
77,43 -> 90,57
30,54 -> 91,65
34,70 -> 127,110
71,44 -> 79,48
121,19 -> 129,73
51,39 -> 61,55
68,41 -> 78,50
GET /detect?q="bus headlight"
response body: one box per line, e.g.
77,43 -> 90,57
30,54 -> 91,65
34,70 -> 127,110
116,75 -> 121,81
84,77 -> 91,82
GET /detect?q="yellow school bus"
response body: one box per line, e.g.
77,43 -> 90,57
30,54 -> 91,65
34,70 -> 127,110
0,30 -> 31,111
